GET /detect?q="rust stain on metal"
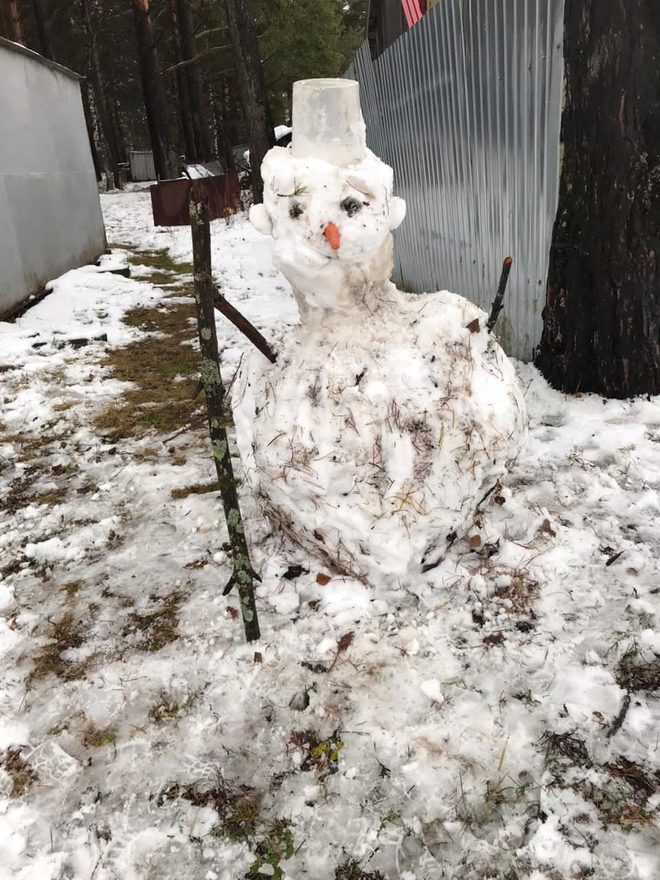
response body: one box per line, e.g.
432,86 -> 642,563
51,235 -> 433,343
150,172 -> 242,227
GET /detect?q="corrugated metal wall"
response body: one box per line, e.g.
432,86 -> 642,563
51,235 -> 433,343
347,0 -> 565,360
129,150 -> 157,182
0,38 -> 106,317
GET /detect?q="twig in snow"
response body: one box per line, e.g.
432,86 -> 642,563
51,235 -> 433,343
213,287 -> 277,363
487,257 -> 514,333
607,692 -> 631,739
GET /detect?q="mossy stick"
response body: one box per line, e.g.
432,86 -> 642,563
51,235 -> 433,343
189,183 -> 260,642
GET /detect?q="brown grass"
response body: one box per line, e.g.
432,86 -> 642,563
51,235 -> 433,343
123,591 -> 183,653
83,722 -> 117,748
2,749 -> 38,797
94,295 -> 203,442
148,690 -> 198,725
616,655 -> 660,693
335,862 -> 386,880
170,480 -> 218,500
158,776 -> 262,842
127,249 -> 194,277
27,611 -> 90,687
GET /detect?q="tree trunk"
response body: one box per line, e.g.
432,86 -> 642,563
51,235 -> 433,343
79,0 -> 123,189
169,0 -> 197,161
536,0 -> 660,398
210,79 -> 235,172
107,78 -> 128,164
32,0 -> 53,58
176,0 -> 211,159
131,0 -> 178,180
7,0 -> 24,43
223,0 -> 275,203
81,81 -> 103,181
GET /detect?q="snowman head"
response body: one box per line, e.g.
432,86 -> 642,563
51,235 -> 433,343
249,80 -> 406,311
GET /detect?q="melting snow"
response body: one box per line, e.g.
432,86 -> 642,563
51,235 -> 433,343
0,190 -> 658,879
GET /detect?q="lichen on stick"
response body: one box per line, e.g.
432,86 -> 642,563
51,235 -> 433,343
189,184 -> 260,641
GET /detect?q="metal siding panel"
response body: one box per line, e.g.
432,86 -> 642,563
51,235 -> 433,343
0,44 -> 105,316
129,151 -> 157,182
349,0 -> 564,360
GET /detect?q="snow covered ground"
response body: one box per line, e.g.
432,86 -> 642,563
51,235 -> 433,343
1,190 -> 659,880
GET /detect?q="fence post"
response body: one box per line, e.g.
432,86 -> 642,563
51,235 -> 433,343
189,182 -> 260,642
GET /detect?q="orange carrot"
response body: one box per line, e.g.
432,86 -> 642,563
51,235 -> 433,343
323,222 -> 341,251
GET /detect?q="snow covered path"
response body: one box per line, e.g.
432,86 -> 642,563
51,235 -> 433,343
1,191 -> 659,879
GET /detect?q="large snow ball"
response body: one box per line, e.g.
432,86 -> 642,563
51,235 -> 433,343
233,287 -> 528,584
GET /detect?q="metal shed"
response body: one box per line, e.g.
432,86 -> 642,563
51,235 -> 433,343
0,37 -> 106,317
129,150 -> 157,182
349,0 -> 565,360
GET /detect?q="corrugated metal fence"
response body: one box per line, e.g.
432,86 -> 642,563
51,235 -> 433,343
347,0 -> 565,360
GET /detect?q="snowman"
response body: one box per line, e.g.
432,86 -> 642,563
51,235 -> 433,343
234,78 -> 527,584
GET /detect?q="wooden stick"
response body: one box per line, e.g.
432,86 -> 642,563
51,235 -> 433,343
189,183 -> 260,642
213,289 -> 277,363
487,257 -> 513,334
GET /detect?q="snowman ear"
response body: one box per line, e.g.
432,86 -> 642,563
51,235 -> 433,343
345,174 -> 376,201
389,197 -> 406,230
249,203 -> 273,236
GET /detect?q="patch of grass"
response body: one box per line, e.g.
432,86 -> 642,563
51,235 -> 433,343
456,771 -> 537,830
94,294 -> 202,442
289,729 -> 344,776
128,249 -> 194,277
47,720 -> 70,736
616,654 -> 660,692
606,756 -> 660,801
170,480 -> 219,500
84,722 -> 117,748
159,776 -> 262,842
492,569 -> 539,614
148,690 -> 197,725
138,270 -> 180,288
541,731 -> 592,771
246,819 -> 295,880
2,432 -> 58,463
32,486 -> 69,507
1,476 -> 34,514
27,611 -> 90,687
541,732 -> 658,831
1,475 -> 69,513
0,557 -> 24,578
2,748 -> 38,797
573,778 -> 653,829
335,860 -> 386,880
124,592 -> 183,652
61,580 -> 85,602
223,795 -> 263,842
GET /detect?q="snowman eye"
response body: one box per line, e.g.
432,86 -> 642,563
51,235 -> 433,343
340,197 -> 362,217
289,202 -> 304,219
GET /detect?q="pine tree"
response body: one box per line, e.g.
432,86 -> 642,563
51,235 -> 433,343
223,0 -> 275,202
131,0 -> 179,179
536,0 -> 660,398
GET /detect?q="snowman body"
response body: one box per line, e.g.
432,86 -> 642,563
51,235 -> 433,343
233,81 -> 527,583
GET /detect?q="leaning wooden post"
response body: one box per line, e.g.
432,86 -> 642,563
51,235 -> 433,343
189,182 -> 260,642
487,257 -> 514,334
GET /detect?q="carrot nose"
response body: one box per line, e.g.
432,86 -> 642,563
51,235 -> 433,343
323,222 -> 341,251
